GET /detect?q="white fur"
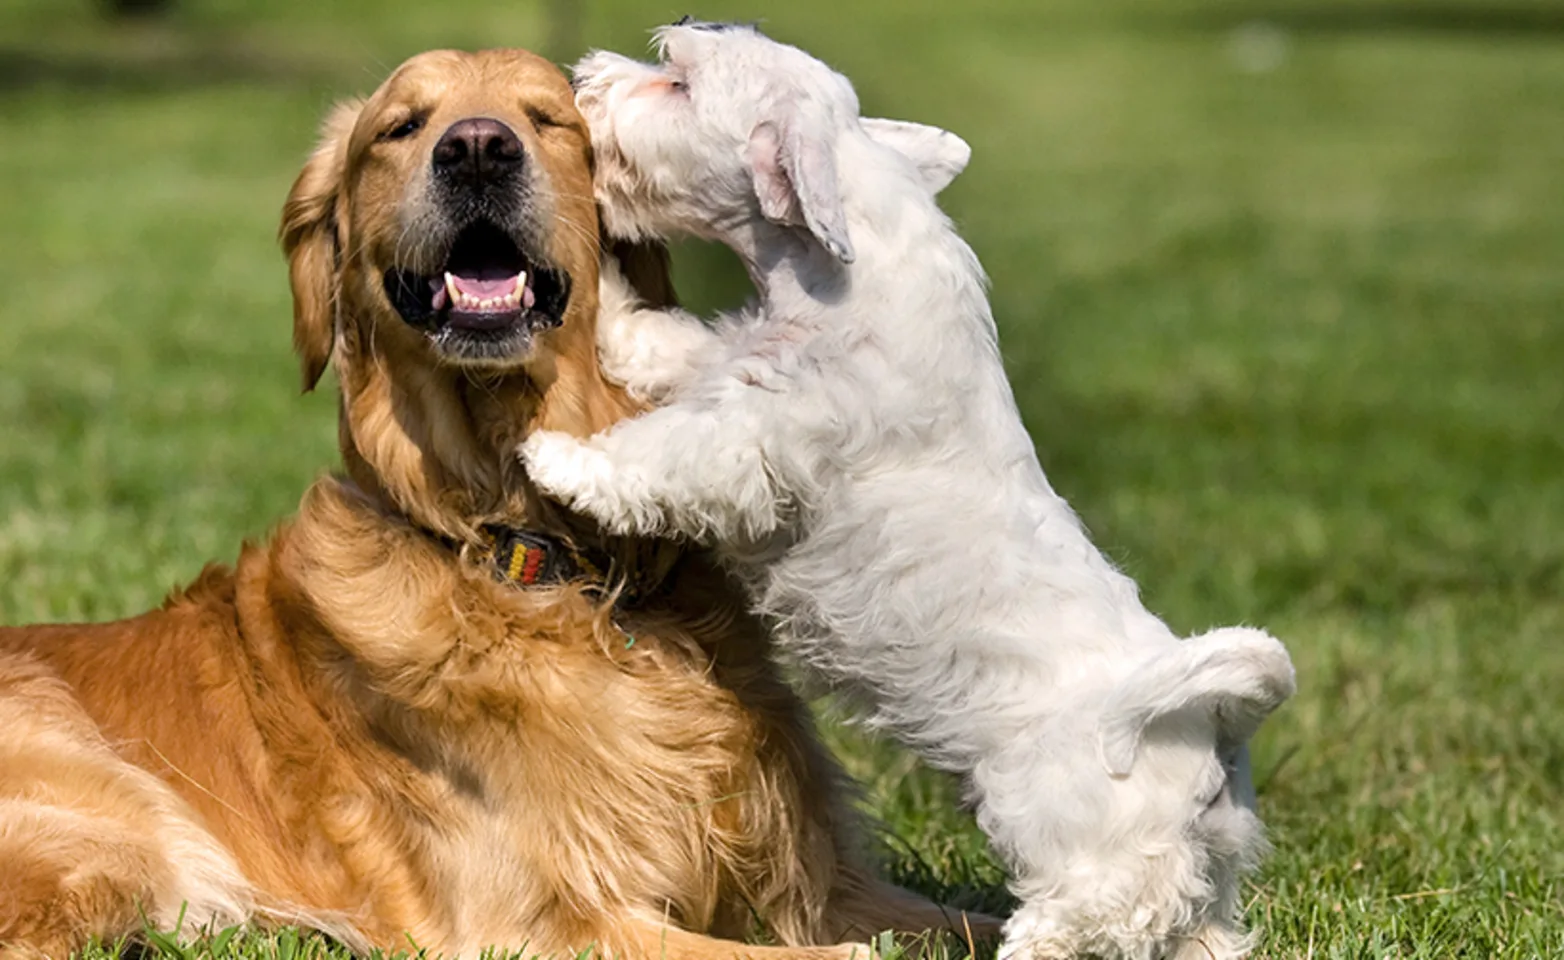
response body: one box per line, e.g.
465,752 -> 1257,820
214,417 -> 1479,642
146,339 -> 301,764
523,23 -> 1296,960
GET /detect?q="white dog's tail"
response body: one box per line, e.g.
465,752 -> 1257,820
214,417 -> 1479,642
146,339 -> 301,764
1097,627 -> 1296,777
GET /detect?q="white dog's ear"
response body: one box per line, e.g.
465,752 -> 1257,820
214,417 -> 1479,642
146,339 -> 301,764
861,118 -> 971,195
1097,627 -> 1296,777
748,115 -> 855,264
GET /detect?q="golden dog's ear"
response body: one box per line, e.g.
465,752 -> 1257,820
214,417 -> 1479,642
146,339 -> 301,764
606,238 -> 679,310
280,99 -> 362,392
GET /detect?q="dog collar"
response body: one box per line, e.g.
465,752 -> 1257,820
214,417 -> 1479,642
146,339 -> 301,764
343,477 -> 660,606
474,524 -> 658,607
479,524 -> 604,586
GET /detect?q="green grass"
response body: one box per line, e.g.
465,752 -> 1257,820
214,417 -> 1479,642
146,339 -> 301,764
3,0 -> 1563,956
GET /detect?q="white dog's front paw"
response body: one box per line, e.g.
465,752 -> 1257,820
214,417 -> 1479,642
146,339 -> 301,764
520,430 -> 606,507
519,431 -> 661,537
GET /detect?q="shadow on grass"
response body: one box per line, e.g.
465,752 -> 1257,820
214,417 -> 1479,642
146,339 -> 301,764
1175,2 -> 1564,36
0,20 -> 352,97
0,45 -> 342,94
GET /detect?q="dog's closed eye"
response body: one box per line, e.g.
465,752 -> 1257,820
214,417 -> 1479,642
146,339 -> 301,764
526,106 -> 566,129
380,114 -> 426,142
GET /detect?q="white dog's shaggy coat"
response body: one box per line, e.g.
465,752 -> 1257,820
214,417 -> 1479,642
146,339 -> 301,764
522,22 -> 1296,960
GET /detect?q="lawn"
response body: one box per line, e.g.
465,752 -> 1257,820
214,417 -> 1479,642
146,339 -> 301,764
2,0 -> 1562,956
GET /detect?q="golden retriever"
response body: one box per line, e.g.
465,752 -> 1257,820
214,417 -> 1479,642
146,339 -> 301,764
0,48 -> 991,960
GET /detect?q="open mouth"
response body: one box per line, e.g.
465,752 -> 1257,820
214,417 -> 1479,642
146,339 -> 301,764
383,220 -> 571,361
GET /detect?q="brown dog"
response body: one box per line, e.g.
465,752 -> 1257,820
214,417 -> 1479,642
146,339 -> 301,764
0,49 -> 990,960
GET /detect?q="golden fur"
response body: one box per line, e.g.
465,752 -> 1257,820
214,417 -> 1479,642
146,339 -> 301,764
0,49 -> 993,960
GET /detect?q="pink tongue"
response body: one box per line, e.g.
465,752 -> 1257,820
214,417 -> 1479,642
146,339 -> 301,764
452,274 -> 519,298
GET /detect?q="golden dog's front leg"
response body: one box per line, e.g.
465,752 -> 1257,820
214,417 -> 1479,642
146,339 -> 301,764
610,917 -> 875,960
824,866 -> 1005,957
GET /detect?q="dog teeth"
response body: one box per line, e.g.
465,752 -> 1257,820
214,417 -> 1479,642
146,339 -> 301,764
443,271 -> 529,312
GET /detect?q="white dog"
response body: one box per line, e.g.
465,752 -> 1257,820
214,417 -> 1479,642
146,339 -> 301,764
522,21 -> 1296,960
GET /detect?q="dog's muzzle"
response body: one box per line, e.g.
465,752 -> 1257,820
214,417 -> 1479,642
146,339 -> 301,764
381,219 -> 571,339
379,117 -> 573,363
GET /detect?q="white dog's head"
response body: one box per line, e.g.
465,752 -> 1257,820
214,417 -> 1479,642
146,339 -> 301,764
572,20 -> 970,264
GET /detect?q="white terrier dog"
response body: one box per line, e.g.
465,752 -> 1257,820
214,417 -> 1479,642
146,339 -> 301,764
522,21 -> 1296,960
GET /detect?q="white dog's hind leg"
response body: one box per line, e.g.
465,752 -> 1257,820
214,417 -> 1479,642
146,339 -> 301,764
596,258 -> 722,402
1000,899 -> 1252,960
522,402 -> 782,543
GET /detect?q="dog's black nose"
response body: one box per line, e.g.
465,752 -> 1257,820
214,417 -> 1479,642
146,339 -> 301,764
433,117 -> 524,185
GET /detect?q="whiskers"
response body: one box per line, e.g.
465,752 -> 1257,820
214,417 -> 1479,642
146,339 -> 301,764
551,209 -> 599,252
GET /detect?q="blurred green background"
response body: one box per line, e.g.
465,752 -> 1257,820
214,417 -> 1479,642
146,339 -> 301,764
1,0 -> 1562,955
